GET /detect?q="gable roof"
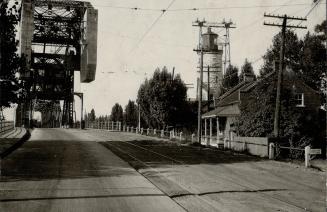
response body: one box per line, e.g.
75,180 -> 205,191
202,104 -> 240,118
216,80 -> 256,107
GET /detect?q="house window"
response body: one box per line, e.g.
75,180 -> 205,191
294,93 -> 304,107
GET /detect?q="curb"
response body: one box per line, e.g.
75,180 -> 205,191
0,128 -> 31,159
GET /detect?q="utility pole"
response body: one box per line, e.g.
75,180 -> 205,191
171,67 -> 175,83
193,19 -> 206,143
204,20 -> 236,75
264,13 -> 306,137
207,66 -> 210,109
138,103 -> 141,131
221,20 -> 236,75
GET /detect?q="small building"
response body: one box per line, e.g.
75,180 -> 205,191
201,69 -> 322,147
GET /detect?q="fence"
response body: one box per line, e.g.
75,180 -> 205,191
86,121 -> 122,131
226,136 -> 269,157
85,123 -> 322,167
0,121 -> 15,135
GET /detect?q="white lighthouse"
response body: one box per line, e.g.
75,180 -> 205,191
198,27 -> 223,101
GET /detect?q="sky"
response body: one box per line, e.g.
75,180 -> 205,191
3,0 -> 326,120
75,0 -> 325,118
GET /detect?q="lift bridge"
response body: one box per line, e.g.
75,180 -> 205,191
18,0 -> 97,127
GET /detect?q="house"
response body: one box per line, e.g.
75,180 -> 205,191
201,69 -> 322,147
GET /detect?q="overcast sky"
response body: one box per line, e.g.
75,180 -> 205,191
76,0 -> 324,118
4,0 -> 326,120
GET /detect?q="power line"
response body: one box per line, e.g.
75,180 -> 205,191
128,0 -> 177,54
248,0 -> 320,65
93,3 -> 322,12
237,0 -> 296,31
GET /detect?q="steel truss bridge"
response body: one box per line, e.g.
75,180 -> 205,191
19,0 -> 97,127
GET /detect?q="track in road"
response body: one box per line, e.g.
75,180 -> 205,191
102,139 -> 313,212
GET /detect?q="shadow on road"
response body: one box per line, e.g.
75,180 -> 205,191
0,193 -> 166,203
100,139 -> 264,170
1,139 -> 136,182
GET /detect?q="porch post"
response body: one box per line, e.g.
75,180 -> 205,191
216,117 -> 220,144
209,118 -> 212,146
204,118 -> 207,145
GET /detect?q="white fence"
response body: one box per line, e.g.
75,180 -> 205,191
86,122 -> 322,168
86,121 -> 122,131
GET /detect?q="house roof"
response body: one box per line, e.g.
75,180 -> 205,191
202,104 -> 240,118
241,71 -> 275,92
215,71 -> 276,107
203,69 -> 320,119
216,80 -> 256,107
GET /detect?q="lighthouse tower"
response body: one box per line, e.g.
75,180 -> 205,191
199,27 -> 223,101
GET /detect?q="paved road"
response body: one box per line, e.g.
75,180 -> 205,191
0,129 -> 325,212
90,130 -> 326,212
0,128 -> 184,212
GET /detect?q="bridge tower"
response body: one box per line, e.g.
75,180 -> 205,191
19,0 -> 98,128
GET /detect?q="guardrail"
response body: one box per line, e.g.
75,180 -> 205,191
0,121 -> 14,135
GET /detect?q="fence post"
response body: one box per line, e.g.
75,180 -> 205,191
242,142 -> 246,152
154,129 -> 156,135
305,146 -> 311,168
179,132 -> 183,142
269,143 -> 275,159
224,138 -> 228,149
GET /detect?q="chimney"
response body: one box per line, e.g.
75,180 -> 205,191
243,73 -> 255,82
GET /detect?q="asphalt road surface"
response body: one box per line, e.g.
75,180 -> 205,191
0,129 -> 325,212
0,128 -> 184,212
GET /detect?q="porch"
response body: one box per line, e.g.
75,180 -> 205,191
201,104 -> 240,147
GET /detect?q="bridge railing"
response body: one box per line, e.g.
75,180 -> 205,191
86,121 -> 122,131
0,121 -> 15,135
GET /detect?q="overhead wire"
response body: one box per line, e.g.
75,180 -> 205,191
130,0 -> 178,53
250,0 -> 322,72
96,1 -> 323,78
93,3 -> 322,12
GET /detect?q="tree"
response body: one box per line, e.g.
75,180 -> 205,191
0,1 -> 22,108
137,67 -> 188,129
260,30 -> 302,77
239,59 -> 256,81
300,31 -> 326,90
238,73 -> 321,157
259,27 -> 326,91
110,103 -> 123,122
90,109 -> 96,121
124,100 -> 138,126
221,64 -> 239,93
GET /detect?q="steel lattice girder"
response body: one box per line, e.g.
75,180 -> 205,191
20,0 -> 97,102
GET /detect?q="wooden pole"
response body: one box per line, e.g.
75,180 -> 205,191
273,16 -> 286,137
